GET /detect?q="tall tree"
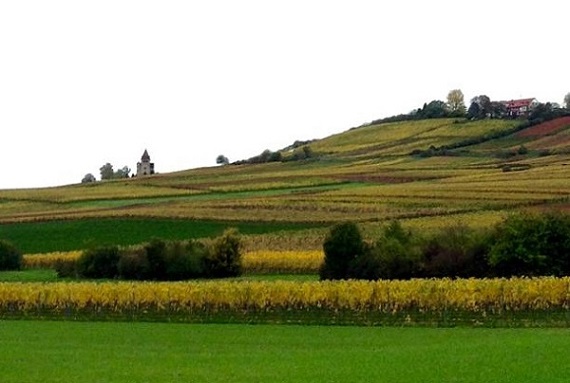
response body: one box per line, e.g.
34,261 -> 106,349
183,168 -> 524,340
446,89 -> 466,116
467,102 -> 480,120
470,95 -> 492,118
99,163 -> 114,180
564,92 -> 570,109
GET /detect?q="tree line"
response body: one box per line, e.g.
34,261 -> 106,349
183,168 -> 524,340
369,90 -> 570,125
82,163 -> 132,183
320,212 -> 570,281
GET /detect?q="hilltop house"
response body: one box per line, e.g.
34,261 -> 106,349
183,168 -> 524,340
502,98 -> 539,118
136,149 -> 155,176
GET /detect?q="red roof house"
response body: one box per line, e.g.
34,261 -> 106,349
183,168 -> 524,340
502,98 -> 539,117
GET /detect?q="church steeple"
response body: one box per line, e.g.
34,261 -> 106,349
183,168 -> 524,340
141,149 -> 150,162
136,149 -> 155,176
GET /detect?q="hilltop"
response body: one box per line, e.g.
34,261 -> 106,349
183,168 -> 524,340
0,116 -> 569,253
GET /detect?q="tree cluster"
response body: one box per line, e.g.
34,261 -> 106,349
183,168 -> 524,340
100,163 -> 131,180
320,212 -> 570,281
56,229 -> 242,281
368,90 -> 570,127
233,145 -> 316,165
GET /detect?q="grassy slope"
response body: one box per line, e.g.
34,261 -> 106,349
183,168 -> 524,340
0,117 -> 569,251
1,321 -> 569,383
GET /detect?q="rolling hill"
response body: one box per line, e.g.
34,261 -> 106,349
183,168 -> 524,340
1,117 -> 569,253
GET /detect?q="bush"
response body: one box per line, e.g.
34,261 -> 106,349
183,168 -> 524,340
0,239 -> 23,271
364,221 -> 421,279
320,222 -> 365,280
54,258 -> 77,278
164,240 -> 208,280
117,247 -> 150,280
489,212 -> 570,277
422,224 -> 490,278
144,238 -> 168,280
204,229 -> 242,278
76,245 -> 120,279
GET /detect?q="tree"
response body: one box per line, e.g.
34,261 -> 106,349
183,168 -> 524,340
469,95 -> 492,119
417,100 -> 448,119
81,173 -> 96,183
564,92 -> 570,109
216,155 -> 229,165
529,102 -> 554,121
467,102 -> 480,120
446,89 -> 466,116
490,101 -> 507,119
99,163 -> 114,180
320,222 -> 366,280
114,166 -> 131,178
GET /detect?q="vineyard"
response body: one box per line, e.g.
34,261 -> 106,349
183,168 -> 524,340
1,277 -> 569,326
1,117 -> 570,329
1,118 -> 569,250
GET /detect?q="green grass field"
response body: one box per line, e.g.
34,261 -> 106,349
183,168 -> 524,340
0,269 -> 59,282
0,320 -> 568,383
0,218 -> 323,253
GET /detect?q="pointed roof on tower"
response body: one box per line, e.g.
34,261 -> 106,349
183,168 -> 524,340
141,149 -> 150,162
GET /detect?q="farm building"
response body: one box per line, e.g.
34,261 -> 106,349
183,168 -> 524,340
502,98 -> 539,118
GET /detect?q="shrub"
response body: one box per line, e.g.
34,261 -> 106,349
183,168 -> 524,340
488,212 -> 570,277
0,239 -> 23,271
357,221 -> 422,280
164,240 -> 207,280
204,229 -> 242,278
540,213 -> 570,275
320,222 -> 365,280
422,224 -> 490,278
144,238 -> 168,280
117,247 -> 150,280
54,258 -> 77,278
76,245 -> 120,279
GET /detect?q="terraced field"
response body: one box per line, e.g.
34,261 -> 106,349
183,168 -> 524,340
0,117 -> 569,251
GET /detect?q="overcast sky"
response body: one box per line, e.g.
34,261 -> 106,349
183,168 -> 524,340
1,1 -> 568,189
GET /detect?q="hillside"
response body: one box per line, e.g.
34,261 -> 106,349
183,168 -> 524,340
1,117 -> 569,253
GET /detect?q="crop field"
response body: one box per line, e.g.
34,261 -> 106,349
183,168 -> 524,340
1,321 -> 568,383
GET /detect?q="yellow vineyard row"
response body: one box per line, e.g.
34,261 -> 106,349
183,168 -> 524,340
1,277 -> 568,314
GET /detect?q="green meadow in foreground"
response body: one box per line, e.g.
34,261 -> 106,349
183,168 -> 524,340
1,321 -> 568,383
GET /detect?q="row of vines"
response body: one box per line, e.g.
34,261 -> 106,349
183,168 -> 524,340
1,278 -> 569,326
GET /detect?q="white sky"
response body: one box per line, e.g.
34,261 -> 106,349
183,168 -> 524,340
1,1 -> 568,189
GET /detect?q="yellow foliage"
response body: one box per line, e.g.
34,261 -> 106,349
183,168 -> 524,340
243,251 -> 323,274
1,278 -> 568,318
23,252 -> 83,269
